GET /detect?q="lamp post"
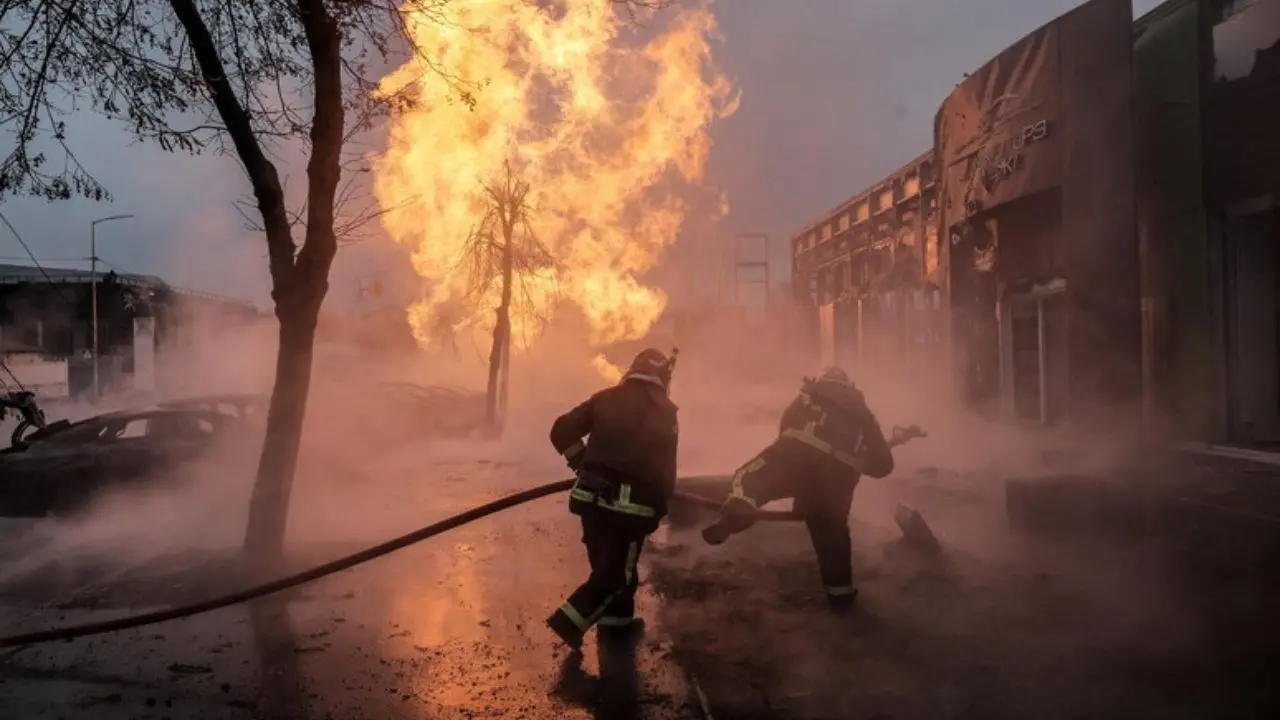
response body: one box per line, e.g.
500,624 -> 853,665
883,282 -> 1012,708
90,214 -> 134,400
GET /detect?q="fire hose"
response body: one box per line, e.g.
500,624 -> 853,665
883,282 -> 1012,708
0,475 -> 793,650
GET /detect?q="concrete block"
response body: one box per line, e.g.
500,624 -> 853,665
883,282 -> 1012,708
893,504 -> 943,555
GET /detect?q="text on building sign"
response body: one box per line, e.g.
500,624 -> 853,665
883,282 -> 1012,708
978,119 -> 1049,191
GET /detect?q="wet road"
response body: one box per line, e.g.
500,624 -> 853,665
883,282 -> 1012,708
0,455 -> 700,719
3,432 -> 1279,719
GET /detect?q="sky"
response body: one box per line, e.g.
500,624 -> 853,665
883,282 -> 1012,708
0,0 -> 1165,312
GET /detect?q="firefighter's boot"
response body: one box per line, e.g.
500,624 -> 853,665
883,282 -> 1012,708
546,609 -> 585,651
826,587 -> 859,614
702,497 -> 757,545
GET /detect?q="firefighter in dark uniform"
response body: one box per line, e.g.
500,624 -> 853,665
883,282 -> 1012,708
546,348 -> 679,651
701,366 -> 896,608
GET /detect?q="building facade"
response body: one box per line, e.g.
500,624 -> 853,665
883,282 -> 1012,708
790,152 -> 946,386
0,263 -> 259,397
788,0 -> 1280,447
938,0 -> 1141,426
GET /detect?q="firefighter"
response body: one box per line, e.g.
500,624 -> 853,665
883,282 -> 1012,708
701,366 -> 896,609
545,348 -> 679,651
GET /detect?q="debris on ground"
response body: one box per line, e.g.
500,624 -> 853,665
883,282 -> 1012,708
893,504 -> 942,556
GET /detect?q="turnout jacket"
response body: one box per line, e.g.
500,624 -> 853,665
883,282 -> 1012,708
777,378 -> 894,479
550,375 -> 679,525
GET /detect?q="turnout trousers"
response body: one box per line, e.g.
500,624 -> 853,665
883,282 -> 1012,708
708,436 -> 859,601
547,506 -> 648,648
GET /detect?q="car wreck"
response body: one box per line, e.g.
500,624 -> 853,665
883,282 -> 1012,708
0,384 -> 487,518
1,389 -> 49,448
0,394 -> 265,518
373,382 -> 488,438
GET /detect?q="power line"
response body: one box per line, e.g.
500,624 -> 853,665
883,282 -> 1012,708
0,213 -> 61,286
0,212 -> 93,392
0,256 -> 89,263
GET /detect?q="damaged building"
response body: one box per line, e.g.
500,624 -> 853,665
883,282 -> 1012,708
789,0 -> 1280,448
937,0 -> 1141,426
1144,0 -> 1280,446
0,264 -> 260,398
790,152 -> 947,386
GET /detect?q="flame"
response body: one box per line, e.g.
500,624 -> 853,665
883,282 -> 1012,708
373,0 -> 737,361
590,354 -> 625,385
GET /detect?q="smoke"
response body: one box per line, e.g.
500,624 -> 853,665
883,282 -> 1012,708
0,211 -> 1161,603
0,268 -> 1200,720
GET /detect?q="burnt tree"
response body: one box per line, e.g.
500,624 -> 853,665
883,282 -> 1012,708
458,161 -> 556,434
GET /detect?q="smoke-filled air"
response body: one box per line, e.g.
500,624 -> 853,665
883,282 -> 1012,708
373,0 -> 738,377
2,0 -> 1278,718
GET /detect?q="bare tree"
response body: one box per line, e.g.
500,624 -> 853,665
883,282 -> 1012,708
457,161 -> 556,433
0,0 -> 450,565
0,0 -> 684,563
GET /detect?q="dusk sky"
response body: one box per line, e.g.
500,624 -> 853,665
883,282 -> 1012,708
0,0 -> 1163,311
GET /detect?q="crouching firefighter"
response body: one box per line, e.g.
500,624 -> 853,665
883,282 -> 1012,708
701,366 -> 896,609
546,348 -> 680,651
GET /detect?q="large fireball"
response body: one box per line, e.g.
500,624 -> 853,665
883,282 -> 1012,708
373,0 -> 737,363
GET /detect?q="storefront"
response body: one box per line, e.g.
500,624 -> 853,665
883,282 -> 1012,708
937,0 -> 1142,426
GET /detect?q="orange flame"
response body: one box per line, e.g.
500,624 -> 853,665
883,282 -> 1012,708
373,0 -> 738,361
590,354 -> 625,385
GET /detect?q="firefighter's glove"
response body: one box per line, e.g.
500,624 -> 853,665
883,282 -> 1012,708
889,424 -> 927,447
564,441 -> 587,472
576,470 -> 620,504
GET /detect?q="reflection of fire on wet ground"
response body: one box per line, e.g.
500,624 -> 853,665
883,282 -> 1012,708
0,457 -> 701,719
7,447 -> 1277,719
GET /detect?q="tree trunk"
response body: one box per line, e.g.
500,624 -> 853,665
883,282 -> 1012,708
243,301 -> 320,558
484,309 -> 504,430
240,0 -> 344,563
168,0 -> 299,563
496,218 -> 515,429
168,0 -> 345,564
498,318 -> 511,428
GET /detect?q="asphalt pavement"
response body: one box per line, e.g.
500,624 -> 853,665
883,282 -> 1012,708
1,418 -> 1278,719
0,454 -> 700,719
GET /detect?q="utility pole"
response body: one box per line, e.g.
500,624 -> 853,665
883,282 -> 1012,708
90,214 -> 134,400
733,233 -> 771,314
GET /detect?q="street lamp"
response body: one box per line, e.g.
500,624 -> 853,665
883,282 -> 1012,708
90,213 -> 134,400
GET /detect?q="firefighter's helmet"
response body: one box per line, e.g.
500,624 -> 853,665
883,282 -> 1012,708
627,348 -> 674,387
818,366 -> 850,385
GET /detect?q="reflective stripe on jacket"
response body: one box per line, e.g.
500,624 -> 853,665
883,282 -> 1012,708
568,478 -> 657,518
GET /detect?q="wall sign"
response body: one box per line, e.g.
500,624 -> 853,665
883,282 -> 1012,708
977,119 -> 1050,192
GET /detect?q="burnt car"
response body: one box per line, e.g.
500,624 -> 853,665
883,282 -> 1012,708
366,382 -> 488,444
0,400 -> 260,518
2,389 -> 49,448
157,394 -> 266,424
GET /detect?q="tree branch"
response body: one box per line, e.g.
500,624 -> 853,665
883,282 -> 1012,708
166,0 -> 294,308
292,0 -> 344,315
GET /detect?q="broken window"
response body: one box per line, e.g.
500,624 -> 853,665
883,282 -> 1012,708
119,419 -> 149,438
